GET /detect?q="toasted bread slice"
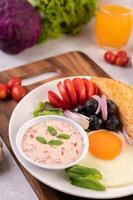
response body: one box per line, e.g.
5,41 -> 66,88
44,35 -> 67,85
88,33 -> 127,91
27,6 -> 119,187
91,77 -> 133,138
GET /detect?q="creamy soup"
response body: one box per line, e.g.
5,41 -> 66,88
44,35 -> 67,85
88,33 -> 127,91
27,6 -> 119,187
22,120 -> 83,166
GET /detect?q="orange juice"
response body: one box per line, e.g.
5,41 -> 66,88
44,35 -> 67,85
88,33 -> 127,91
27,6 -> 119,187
95,5 -> 132,48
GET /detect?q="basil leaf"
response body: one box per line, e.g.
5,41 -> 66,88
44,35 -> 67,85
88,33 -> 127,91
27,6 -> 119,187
47,126 -> 57,136
65,165 -> 102,180
66,172 -> 81,180
71,175 -> 105,191
57,134 -> 70,140
48,140 -> 63,146
36,136 -> 47,144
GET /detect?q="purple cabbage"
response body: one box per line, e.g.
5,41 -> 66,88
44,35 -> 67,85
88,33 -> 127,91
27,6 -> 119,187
0,0 -> 41,54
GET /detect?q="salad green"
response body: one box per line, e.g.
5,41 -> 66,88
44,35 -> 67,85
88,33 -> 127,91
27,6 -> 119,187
71,175 -> 105,191
65,165 -> 105,191
33,102 -> 64,117
28,0 -> 97,42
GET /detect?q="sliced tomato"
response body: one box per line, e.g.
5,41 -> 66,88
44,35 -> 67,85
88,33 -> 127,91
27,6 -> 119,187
88,81 -> 95,97
93,83 -> 100,95
82,78 -> 95,98
82,78 -> 90,100
73,78 -> 86,105
48,91 -> 64,108
57,81 -> 70,106
64,79 -> 77,106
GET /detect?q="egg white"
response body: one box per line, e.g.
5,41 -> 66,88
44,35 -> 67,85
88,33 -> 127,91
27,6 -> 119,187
79,144 -> 133,187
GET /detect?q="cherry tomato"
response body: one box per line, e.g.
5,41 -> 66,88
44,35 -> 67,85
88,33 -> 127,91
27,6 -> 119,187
48,91 -> 65,109
0,83 -> 8,100
104,51 -> 116,64
57,82 -> 70,106
116,50 -> 127,58
115,55 -> 129,67
11,85 -> 27,102
64,79 -> 77,106
8,77 -> 22,90
73,78 -> 86,105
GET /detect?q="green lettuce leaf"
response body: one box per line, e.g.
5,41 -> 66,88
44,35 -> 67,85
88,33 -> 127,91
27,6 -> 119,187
28,0 -> 97,42
33,102 -> 64,117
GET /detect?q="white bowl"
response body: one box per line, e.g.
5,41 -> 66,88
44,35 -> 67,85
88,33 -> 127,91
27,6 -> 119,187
16,115 -> 89,170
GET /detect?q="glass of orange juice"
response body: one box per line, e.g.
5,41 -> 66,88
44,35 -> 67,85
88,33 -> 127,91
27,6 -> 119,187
95,0 -> 133,49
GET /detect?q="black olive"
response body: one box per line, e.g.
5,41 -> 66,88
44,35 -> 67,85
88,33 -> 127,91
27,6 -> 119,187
85,98 -> 98,116
104,115 -> 120,131
89,115 -> 103,130
107,99 -> 117,114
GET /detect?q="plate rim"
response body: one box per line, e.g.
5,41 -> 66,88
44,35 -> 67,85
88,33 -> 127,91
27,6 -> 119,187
9,76 -> 133,199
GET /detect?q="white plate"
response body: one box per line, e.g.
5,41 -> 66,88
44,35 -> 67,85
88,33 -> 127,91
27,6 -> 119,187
9,76 -> 133,199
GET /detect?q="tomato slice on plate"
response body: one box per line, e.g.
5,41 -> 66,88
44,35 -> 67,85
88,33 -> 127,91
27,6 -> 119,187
73,78 -> 86,105
82,78 -> 95,98
82,78 -> 90,100
64,79 -> 77,106
48,91 -> 64,108
88,81 -> 95,97
93,83 -> 100,95
57,81 -> 70,106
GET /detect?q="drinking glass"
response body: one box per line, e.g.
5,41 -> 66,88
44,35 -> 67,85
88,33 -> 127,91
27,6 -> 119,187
95,0 -> 133,49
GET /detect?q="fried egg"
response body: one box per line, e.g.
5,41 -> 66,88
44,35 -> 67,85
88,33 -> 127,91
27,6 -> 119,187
79,130 -> 133,187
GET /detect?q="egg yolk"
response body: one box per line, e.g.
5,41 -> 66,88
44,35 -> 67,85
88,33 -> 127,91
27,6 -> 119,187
89,130 -> 123,160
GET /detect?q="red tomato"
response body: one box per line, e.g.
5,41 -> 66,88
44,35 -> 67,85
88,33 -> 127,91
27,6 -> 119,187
82,78 -> 95,99
57,81 -> 70,106
93,83 -> 100,95
11,85 -> 27,102
88,81 -> 95,97
116,50 -> 127,58
48,91 -> 65,108
104,51 -> 116,64
82,78 -> 90,99
64,79 -> 77,106
8,77 -> 22,90
0,83 -> 8,100
73,78 -> 86,105
115,55 -> 129,67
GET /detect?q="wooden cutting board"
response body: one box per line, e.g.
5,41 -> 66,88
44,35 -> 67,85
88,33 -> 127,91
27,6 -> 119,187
0,51 -> 132,200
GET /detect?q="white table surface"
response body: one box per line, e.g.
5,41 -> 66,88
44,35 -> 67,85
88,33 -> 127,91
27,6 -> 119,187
0,19 -> 133,200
